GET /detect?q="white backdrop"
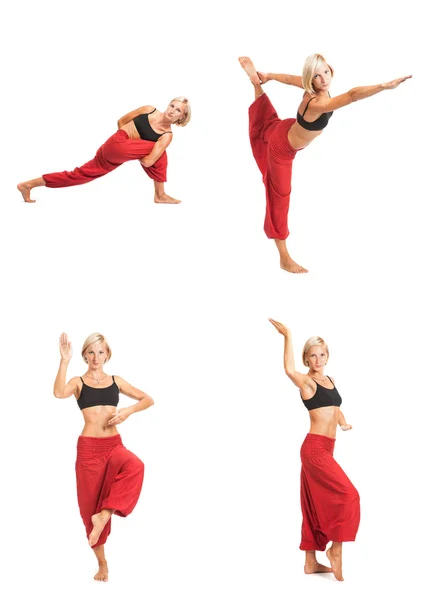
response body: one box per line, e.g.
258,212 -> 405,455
1,0 -> 422,598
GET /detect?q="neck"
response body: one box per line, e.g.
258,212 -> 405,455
86,368 -> 105,378
309,370 -> 326,381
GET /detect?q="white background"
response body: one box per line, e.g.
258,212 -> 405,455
1,0 -> 422,598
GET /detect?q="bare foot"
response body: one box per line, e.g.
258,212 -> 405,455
238,56 -> 261,85
304,561 -> 333,574
326,547 -> 344,581
154,193 -> 181,204
280,257 -> 308,274
89,512 -> 111,547
17,183 -> 36,203
94,562 -> 109,582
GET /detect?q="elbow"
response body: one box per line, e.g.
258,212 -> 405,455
284,368 -> 295,378
142,158 -> 154,168
53,390 -> 63,399
349,89 -> 358,103
148,397 -> 155,408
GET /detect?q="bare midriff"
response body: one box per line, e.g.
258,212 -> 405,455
287,120 -> 325,151
80,405 -> 119,437
308,406 -> 339,438
120,120 -> 141,140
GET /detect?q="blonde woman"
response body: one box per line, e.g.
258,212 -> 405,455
54,332 -> 154,582
269,319 -> 359,582
18,97 -> 191,204
239,55 -> 411,273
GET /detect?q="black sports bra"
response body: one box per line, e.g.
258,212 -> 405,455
296,97 -> 333,132
77,376 -> 119,411
301,376 -> 342,411
133,109 -> 172,142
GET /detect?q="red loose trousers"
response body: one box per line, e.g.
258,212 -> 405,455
43,130 -> 167,187
300,434 -> 360,551
249,93 -> 300,240
75,434 -> 144,549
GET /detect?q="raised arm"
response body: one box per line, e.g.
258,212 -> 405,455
53,333 -> 80,398
117,105 -> 155,128
107,376 -> 154,426
308,74 -> 412,114
258,72 -> 303,88
138,133 -> 173,168
268,319 -> 312,393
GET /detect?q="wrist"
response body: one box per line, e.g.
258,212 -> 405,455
60,358 -> 70,365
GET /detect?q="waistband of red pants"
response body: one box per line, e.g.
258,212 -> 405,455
77,433 -> 123,457
302,433 -> 336,451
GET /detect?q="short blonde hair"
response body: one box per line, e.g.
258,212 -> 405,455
302,54 -> 334,96
81,333 -> 112,363
170,96 -> 191,126
302,336 -> 329,367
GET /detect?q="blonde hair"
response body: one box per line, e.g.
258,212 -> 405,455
170,96 -> 191,126
81,333 -> 112,363
302,54 -> 334,95
302,336 -> 329,367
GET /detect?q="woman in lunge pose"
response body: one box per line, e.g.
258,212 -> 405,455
269,319 -> 359,582
18,97 -> 191,204
54,332 -> 154,582
239,55 -> 411,273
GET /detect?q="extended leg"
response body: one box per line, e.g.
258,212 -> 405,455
92,544 -> 109,582
153,180 -> 181,204
17,177 -> 46,203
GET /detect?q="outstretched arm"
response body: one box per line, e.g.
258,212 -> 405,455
117,105 -> 155,128
107,376 -> 154,426
338,410 -> 352,431
139,134 -> 173,168
53,333 -> 79,398
309,75 -> 412,113
268,319 -> 313,395
258,72 -> 303,88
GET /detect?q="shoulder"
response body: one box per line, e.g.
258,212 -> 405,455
71,376 -> 83,392
113,375 -> 125,389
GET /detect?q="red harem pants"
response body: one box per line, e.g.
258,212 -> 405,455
300,434 -> 360,551
43,130 -> 167,187
75,434 -> 144,549
249,93 -> 298,240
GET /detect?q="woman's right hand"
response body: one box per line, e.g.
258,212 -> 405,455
59,332 -> 73,362
257,71 -> 270,84
269,318 -> 291,337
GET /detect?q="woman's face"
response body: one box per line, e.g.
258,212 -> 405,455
85,341 -> 108,369
165,100 -> 186,123
306,345 -> 328,371
312,64 -> 332,93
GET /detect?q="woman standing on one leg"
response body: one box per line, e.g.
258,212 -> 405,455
269,319 -> 359,582
53,332 -> 154,582
18,97 -> 191,204
239,55 -> 411,273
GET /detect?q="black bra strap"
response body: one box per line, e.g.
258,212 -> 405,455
80,376 -> 84,383
327,376 -> 334,385
159,131 -> 172,137
302,98 -> 313,117
112,375 -> 115,382
148,108 -> 156,114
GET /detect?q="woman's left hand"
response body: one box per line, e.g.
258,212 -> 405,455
384,75 -> 412,90
108,407 -> 132,426
340,424 -> 352,431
